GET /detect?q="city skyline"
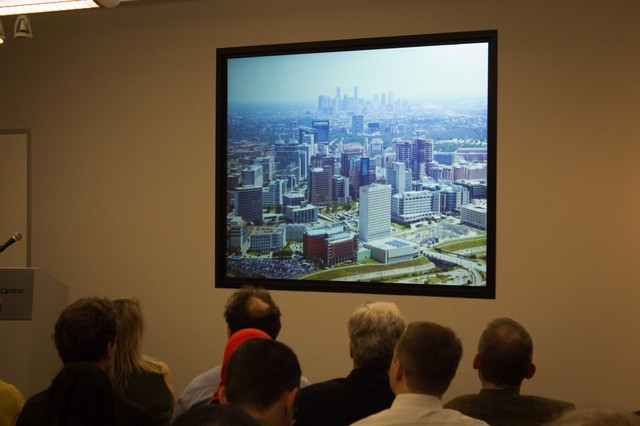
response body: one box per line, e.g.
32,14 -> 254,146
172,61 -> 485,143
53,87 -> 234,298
227,42 -> 489,105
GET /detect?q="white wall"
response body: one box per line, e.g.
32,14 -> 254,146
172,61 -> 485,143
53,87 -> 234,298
1,0 -> 640,410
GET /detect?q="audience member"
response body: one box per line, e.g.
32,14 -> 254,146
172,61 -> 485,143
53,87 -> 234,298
111,297 -> 176,426
172,404 -> 260,426
549,407 -> 640,426
46,362 -> 116,426
211,328 -> 271,402
219,338 -> 301,426
16,297 -> 153,426
352,321 -> 488,425
295,301 -> 405,426
173,286 -> 308,420
0,378 -> 25,426
444,317 -> 575,425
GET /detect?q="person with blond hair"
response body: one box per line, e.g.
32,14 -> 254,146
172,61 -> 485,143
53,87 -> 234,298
110,297 -> 175,426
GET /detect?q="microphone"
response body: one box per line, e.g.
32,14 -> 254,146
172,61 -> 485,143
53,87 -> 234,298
0,232 -> 22,253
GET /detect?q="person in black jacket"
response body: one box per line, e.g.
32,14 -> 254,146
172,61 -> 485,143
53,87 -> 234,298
16,297 -> 153,426
295,302 -> 405,426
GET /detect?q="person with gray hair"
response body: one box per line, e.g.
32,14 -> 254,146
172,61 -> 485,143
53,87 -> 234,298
444,317 -> 575,426
352,321 -> 488,426
295,302 -> 405,426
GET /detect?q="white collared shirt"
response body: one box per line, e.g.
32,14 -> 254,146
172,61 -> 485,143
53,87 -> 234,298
351,393 -> 489,426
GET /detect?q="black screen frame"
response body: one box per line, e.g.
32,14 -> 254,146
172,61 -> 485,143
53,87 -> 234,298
215,30 -> 497,299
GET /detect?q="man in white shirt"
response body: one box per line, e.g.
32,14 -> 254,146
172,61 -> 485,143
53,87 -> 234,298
173,287 -> 309,421
352,321 -> 488,426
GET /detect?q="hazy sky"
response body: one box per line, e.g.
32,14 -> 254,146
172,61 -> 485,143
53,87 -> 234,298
227,42 -> 489,105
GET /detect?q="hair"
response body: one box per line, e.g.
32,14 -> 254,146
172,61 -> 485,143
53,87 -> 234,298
394,321 -> 462,396
212,328 -> 272,402
477,317 -> 533,387
172,404 -> 261,426
549,408 -> 640,426
348,301 -> 405,370
223,286 -> 281,339
46,362 -> 117,426
224,339 -> 301,412
109,297 -> 163,392
54,297 -> 117,364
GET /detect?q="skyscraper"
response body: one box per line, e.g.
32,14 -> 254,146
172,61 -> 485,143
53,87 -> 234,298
234,186 -> 263,223
359,183 -> 391,243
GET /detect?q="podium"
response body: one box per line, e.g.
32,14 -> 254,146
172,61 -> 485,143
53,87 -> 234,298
0,268 -> 68,397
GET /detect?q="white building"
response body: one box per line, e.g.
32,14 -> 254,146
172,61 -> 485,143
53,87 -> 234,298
359,183 -> 391,243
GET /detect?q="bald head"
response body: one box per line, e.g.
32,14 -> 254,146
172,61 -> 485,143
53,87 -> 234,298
477,317 -> 533,388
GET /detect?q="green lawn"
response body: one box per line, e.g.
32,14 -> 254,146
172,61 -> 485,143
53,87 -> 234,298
299,257 -> 431,281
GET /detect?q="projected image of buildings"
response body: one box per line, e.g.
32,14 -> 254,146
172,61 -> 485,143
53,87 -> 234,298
224,43 -> 490,287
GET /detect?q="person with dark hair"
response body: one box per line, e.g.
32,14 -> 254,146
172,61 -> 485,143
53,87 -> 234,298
444,317 -> 575,426
173,287 -> 308,420
219,339 -> 301,426
353,321 -> 488,425
46,362 -> 117,426
295,302 -> 405,426
211,328 -> 271,402
16,297 -> 153,426
172,404 -> 260,426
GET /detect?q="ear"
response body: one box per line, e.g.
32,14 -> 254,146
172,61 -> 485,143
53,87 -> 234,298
472,353 -> 481,370
284,387 -> 299,415
349,342 -> 354,360
525,362 -> 536,380
390,358 -> 403,382
227,327 -> 232,338
219,386 -> 228,405
106,342 -> 116,361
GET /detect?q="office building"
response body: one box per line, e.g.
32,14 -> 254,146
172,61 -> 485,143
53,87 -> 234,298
359,183 -> 391,242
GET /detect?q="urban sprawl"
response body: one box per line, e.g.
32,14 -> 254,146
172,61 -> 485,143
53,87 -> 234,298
225,87 -> 488,287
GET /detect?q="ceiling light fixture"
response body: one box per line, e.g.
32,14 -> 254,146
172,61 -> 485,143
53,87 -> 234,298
14,15 -> 32,38
0,0 -> 121,17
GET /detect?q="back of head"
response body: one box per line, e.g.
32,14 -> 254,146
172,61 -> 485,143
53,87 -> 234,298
172,404 -> 260,426
477,317 -> 533,388
110,297 -> 152,391
348,301 -> 405,370
46,362 -> 117,426
224,339 -> 301,412
549,408 -> 640,426
54,297 -> 117,364
224,286 -> 282,339
395,321 -> 462,397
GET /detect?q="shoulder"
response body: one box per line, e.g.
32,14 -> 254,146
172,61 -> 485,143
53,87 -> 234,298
521,394 -> 576,409
116,396 -> 154,426
444,393 -> 480,409
16,389 -> 49,426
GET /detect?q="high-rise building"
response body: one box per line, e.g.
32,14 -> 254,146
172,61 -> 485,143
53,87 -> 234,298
256,156 -> 274,184
312,120 -> 330,144
234,185 -> 263,223
352,115 -> 364,134
340,144 -> 364,178
262,179 -> 286,208
242,164 -> 263,188
391,191 -> 438,224
332,175 -> 350,204
349,157 -> 375,200
308,166 -> 333,206
359,183 -> 391,243
274,141 -> 301,182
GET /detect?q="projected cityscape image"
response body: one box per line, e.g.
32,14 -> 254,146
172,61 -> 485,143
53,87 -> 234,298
222,42 -> 491,289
